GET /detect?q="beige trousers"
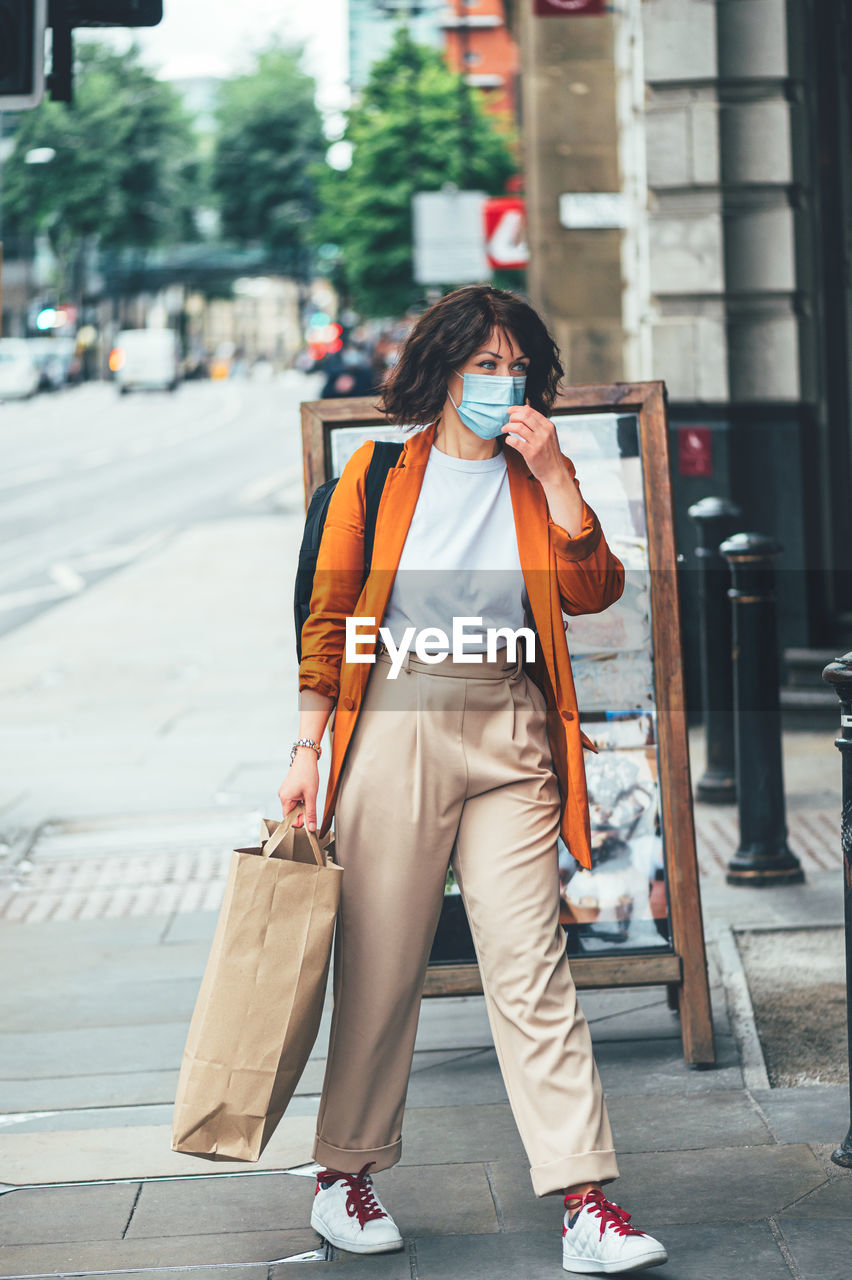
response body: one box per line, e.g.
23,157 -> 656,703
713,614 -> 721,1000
313,644 -> 618,1196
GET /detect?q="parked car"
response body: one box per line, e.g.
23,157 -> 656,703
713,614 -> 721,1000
0,339 -> 40,401
109,329 -> 180,394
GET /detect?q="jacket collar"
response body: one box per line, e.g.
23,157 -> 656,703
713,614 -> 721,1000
399,420 -> 436,467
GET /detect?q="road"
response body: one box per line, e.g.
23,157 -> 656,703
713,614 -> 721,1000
0,372 -> 319,638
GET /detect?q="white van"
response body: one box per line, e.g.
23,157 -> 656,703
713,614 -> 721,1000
0,339 -> 40,401
110,329 -> 180,394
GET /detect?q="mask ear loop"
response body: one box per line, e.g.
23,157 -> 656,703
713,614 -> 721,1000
446,370 -> 466,413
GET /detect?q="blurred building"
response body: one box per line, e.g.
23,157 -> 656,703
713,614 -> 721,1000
347,0 -> 519,119
191,277 -> 301,370
441,1 -> 519,120
517,0 -> 852,703
348,0 -> 444,91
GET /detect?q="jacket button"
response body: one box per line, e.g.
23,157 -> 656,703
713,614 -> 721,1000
342,696 -> 355,711
561,709 -> 574,722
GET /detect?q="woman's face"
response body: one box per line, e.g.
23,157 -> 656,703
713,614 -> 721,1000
446,327 -> 530,409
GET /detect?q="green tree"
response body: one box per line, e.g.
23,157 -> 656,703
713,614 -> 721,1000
2,42 -> 200,293
211,45 -> 325,276
316,26 -> 517,318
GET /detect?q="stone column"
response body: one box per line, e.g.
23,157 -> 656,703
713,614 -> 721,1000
640,0 -> 803,405
517,6 -> 626,383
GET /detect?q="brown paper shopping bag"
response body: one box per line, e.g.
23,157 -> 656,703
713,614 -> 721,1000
171,804 -> 341,1161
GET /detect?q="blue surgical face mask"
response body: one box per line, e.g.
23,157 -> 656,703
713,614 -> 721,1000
447,371 -> 527,440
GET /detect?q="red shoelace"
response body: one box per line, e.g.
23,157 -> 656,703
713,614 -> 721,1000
564,1188 -> 647,1240
315,1162 -> 387,1229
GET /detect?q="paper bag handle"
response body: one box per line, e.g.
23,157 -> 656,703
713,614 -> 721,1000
262,803 -> 325,867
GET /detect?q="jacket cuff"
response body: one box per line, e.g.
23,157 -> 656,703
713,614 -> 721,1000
548,503 -> 603,563
298,668 -> 339,701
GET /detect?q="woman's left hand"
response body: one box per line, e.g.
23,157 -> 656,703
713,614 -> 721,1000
501,403 -> 570,488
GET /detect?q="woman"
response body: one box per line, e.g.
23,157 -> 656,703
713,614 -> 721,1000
279,285 -> 668,1275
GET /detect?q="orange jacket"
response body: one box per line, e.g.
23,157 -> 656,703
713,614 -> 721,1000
298,420 -> 625,870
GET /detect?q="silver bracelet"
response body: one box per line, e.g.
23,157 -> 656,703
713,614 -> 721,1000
290,738 -> 321,766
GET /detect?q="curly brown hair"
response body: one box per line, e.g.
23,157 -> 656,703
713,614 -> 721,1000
377,285 -> 564,428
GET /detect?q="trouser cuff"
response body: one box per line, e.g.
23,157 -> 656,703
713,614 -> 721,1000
530,1149 -> 620,1198
313,1134 -> 402,1175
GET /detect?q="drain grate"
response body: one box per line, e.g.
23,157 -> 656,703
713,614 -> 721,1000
0,811 -> 264,923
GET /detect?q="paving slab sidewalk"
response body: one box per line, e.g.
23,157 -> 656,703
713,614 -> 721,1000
1,518 -> 850,1279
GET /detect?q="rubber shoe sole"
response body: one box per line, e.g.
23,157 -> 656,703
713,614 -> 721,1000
310,1206 -> 404,1255
562,1243 -> 668,1274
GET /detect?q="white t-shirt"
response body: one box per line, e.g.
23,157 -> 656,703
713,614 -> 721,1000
380,443 -> 528,654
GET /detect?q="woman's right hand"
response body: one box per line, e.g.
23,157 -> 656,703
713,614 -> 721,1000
278,751 -> 320,831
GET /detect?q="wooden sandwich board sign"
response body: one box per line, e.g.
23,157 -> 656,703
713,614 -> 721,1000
300,382 -> 715,1067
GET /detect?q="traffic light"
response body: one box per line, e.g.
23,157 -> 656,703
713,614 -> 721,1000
0,0 -> 48,108
0,1 -> 163,108
64,2 -> 162,25
47,1 -> 163,103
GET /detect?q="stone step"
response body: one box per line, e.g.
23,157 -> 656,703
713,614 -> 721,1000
780,648 -> 845,729
780,686 -> 841,730
783,648 -> 847,689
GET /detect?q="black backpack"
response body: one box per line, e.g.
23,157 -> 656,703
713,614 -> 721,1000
294,440 -> 404,662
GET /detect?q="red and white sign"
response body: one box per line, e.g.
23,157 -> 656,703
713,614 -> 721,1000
484,197 -> 529,270
534,0 -> 607,15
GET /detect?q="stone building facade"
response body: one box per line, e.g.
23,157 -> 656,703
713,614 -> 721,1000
518,0 -> 852,688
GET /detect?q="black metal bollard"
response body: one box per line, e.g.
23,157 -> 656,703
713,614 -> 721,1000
822,652 -> 852,1169
688,497 -> 741,803
719,532 -> 804,886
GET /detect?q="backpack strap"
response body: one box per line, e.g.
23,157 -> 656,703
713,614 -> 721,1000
295,439 -> 404,664
363,440 -> 404,574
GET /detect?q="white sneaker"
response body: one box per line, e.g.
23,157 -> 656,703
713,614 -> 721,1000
561,1189 -> 668,1274
311,1162 -> 404,1255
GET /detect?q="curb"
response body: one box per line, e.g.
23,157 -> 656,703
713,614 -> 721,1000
709,923 -> 771,1091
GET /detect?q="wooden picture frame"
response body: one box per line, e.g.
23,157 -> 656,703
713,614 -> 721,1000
300,383 -> 715,1067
